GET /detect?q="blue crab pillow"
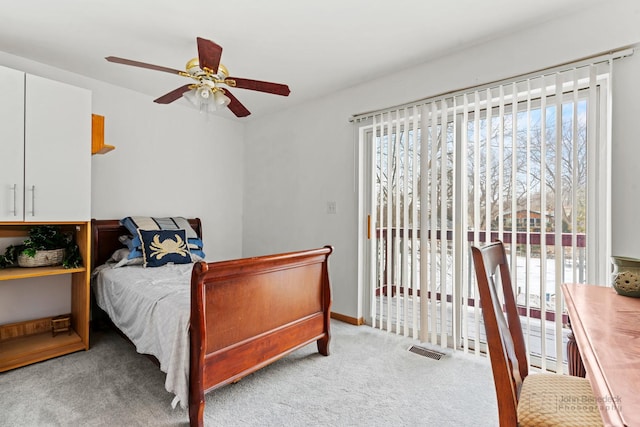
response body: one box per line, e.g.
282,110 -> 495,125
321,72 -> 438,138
121,216 -> 205,260
137,229 -> 192,268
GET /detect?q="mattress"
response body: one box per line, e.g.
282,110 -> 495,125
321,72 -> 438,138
92,262 -> 193,409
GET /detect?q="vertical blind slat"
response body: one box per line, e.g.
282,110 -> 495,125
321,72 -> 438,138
524,79 -> 533,353
429,101 -> 439,345
372,115 -> 380,329
539,75 -> 548,370
440,97 -> 449,348
419,103 -> 430,342
510,83 -> 518,291
571,71 -> 580,284
451,95 -> 460,350
411,106 -> 420,340
497,85 -> 505,243
473,90 -> 482,356
394,109 -> 401,334
388,114 -> 394,331
461,93 -> 471,353
401,108 -> 410,337
554,72 -> 564,367
586,66 -> 598,284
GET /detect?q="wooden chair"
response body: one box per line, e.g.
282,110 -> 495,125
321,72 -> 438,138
470,241 -> 603,427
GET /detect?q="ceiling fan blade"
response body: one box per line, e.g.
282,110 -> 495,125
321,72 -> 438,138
227,77 -> 290,96
153,84 -> 192,104
196,37 -> 223,73
223,89 -> 251,117
105,56 -> 183,75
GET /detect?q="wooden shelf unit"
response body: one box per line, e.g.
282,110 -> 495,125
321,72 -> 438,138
0,328 -> 85,372
0,265 -> 85,280
0,221 -> 91,372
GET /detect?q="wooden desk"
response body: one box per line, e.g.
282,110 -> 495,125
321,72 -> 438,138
563,283 -> 640,427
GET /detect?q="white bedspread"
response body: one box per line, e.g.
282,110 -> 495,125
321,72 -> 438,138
92,263 -> 193,409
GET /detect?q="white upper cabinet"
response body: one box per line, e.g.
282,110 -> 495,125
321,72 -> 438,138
0,66 -> 25,221
24,74 -> 91,221
0,67 -> 91,222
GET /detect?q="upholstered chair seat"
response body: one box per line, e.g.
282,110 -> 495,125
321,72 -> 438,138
518,373 -> 602,426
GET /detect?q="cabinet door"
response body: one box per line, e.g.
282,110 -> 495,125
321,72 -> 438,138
24,74 -> 91,221
0,66 -> 25,221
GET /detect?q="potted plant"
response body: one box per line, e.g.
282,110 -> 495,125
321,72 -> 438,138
0,225 -> 82,269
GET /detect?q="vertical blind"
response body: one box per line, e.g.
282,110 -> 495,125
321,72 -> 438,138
358,48 -> 630,371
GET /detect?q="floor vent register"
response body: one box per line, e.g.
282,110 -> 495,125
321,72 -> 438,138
408,345 -> 446,361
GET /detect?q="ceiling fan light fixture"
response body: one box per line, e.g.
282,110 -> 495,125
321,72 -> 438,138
213,89 -> 231,107
184,84 -> 229,114
184,87 -> 211,113
196,85 -> 213,102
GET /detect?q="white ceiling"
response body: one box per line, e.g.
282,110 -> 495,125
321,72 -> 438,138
1,0 -> 604,119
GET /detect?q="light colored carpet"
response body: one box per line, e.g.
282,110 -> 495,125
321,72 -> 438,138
0,320 -> 497,426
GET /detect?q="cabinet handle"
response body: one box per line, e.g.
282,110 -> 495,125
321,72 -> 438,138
30,185 -> 35,217
11,184 -> 17,216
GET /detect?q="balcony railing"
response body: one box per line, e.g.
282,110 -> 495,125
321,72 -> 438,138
374,227 -> 586,325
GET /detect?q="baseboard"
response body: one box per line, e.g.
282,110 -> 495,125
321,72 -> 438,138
330,312 -> 364,326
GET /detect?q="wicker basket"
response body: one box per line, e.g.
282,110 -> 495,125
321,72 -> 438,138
17,248 -> 66,267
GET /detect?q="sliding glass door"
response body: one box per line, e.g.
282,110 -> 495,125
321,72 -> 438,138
359,62 -> 611,372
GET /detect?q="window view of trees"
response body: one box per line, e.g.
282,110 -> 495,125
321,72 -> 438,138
375,98 -> 588,236
469,100 -> 588,235
375,98 -> 587,247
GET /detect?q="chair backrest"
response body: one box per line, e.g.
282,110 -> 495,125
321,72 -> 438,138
470,241 -> 529,426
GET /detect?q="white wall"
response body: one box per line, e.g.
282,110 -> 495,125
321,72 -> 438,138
243,0 -> 640,320
611,51 -> 640,257
0,52 -> 245,323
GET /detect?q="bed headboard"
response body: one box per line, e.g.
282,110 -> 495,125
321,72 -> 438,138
91,218 -> 202,270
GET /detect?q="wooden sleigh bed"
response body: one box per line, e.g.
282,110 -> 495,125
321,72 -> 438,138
91,219 -> 333,427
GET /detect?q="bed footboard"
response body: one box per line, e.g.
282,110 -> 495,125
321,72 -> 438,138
188,246 -> 333,427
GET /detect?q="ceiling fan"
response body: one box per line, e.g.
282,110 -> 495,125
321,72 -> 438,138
105,37 -> 290,117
